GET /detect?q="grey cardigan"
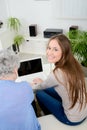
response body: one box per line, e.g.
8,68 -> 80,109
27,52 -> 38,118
37,69 -> 87,122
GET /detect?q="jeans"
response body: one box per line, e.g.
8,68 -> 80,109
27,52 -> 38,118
36,87 -> 86,126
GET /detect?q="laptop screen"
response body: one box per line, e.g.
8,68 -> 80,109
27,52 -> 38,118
18,58 -> 43,76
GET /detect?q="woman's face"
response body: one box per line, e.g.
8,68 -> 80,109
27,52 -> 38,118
46,39 -> 62,63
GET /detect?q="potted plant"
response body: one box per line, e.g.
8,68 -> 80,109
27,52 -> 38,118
13,35 -> 25,52
7,17 -> 25,53
67,30 -> 87,76
7,17 -> 21,32
0,21 -> 3,28
67,30 -> 87,67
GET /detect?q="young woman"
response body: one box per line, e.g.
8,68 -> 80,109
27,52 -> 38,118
32,34 -> 87,126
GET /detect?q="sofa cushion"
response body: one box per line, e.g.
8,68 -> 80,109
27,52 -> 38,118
38,114 -> 87,130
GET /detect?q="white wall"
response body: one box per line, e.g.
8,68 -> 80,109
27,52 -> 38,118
0,0 -> 10,28
1,0 -> 87,36
0,0 -> 14,50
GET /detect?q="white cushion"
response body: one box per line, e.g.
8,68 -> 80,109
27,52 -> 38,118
38,114 -> 87,130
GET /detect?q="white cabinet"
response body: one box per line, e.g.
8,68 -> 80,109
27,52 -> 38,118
18,52 -> 51,77
20,35 -> 49,55
19,35 -> 51,76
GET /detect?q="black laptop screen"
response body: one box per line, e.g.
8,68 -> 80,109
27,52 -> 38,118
18,58 -> 43,76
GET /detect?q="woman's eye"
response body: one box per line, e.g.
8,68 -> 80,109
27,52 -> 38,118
54,48 -> 58,51
47,47 -> 51,50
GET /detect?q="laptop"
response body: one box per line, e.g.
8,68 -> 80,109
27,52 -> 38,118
16,57 -> 47,84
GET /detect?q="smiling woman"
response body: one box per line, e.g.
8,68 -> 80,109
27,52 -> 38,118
34,34 -> 87,126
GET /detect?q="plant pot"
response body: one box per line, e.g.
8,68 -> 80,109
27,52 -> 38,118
12,44 -> 19,54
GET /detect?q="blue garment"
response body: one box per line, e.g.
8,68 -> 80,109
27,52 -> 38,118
0,80 -> 41,130
36,87 -> 85,126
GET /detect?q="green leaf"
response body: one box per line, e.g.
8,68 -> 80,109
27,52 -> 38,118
14,35 -> 25,45
7,17 -> 21,32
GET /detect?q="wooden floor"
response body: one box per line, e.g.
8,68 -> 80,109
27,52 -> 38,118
36,100 -> 43,117
32,96 -> 44,117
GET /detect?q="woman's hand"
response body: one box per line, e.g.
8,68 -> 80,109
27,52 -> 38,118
32,78 -> 43,85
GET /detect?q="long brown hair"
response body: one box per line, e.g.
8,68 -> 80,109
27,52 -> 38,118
49,34 -> 87,109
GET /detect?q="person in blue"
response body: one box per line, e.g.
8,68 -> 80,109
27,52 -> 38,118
0,49 -> 41,130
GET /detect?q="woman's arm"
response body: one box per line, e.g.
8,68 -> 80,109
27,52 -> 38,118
32,72 -> 58,89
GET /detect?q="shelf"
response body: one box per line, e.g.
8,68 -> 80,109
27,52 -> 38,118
25,34 -> 49,42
